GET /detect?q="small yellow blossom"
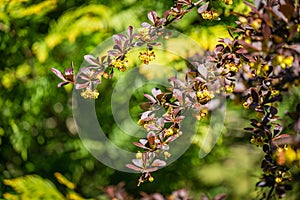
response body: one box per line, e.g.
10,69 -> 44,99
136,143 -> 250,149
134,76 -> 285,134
165,128 -> 174,137
243,102 -> 249,109
164,151 -> 171,158
250,135 -> 264,147
201,11 -> 219,20
251,19 -> 262,30
244,37 -> 252,44
111,58 -> 128,72
80,88 -> 99,99
271,89 -> 280,96
284,147 -> 297,164
283,56 -> 294,67
225,84 -> 235,93
225,62 -> 240,73
262,64 -> 269,71
272,55 -> 293,68
197,89 -> 214,104
275,177 -> 282,183
136,151 -> 143,159
139,51 -> 156,65
148,176 -> 154,182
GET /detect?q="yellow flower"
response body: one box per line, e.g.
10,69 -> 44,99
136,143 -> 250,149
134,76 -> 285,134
271,89 -> 279,96
197,89 -> 214,104
250,135 -> 264,147
225,62 -> 240,72
136,151 -> 143,159
271,55 -> 294,69
80,88 -> 99,99
251,19 -> 262,30
139,51 -> 156,65
111,58 -> 128,72
201,11 -> 219,20
275,177 -> 282,183
148,176 -> 154,182
165,128 -> 174,137
283,56 -> 294,67
284,147 -> 297,164
225,84 -> 234,93
164,151 -> 171,158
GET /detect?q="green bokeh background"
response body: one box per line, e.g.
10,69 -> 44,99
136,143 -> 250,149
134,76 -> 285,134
0,0 -> 299,199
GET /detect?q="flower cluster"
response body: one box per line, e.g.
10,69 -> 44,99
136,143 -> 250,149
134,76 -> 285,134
139,50 -> 156,65
51,0 -> 224,99
222,1 -> 300,198
51,0 -> 300,198
51,25 -> 160,99
127,60 -> 226,185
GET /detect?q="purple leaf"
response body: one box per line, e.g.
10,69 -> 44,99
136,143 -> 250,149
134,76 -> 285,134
152,88 -> 162,98
145,124 -> 160,131
173,89 -> 183,102
146,167 -> 159,172
107,49 -> 119,56
51,68 -> 68,82
151,159 -> 166,167
139,139 -> 148,145
126,164 -> 142,172
133,142 -> 150,150
148,11 -> 157,24
144,94 -> 157,103
197,63 -> 207,78
113,34 -> 123,48
141,22 -> 151,28
128,26 -> 133,38
140,111 -> 154,120
132,159 -> 143,168
165,135 -> 179,143
84,55 -> 100,66
75,82 -> 89,90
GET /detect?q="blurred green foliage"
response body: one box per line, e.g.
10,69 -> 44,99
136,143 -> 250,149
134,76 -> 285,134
1,0 -> 299,199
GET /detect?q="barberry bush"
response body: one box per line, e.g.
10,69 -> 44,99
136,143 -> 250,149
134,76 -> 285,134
1,0 -> 299,199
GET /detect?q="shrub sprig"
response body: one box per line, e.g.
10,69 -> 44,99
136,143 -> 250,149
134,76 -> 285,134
51,0 -> 300,198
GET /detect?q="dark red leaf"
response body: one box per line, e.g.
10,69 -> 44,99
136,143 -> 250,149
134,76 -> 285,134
262,24 -> 271,39
250,88 -> 259,103
279,4 -> 294,20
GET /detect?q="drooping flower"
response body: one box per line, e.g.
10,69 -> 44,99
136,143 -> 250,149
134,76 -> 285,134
139,50 -> 156,65
110,58 -> 129,72
126,152 -> 166,186
80,88 -> 99,99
